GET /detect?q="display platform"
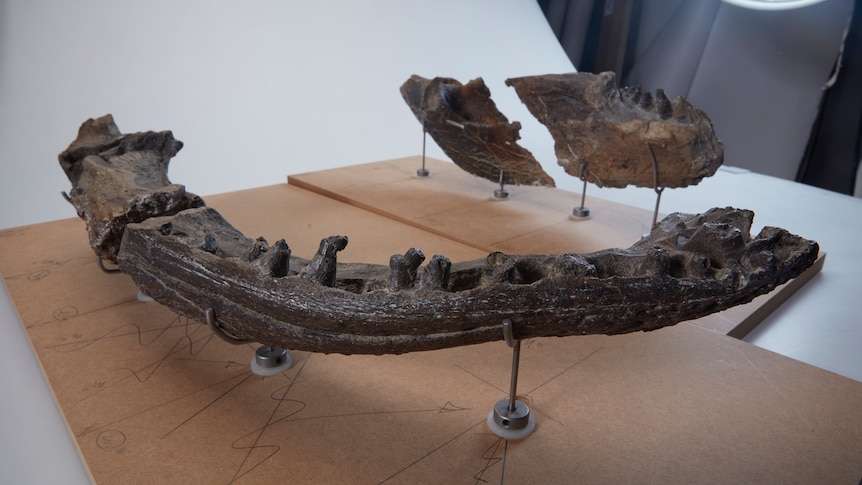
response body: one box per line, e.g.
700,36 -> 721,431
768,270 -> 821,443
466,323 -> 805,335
0,160 -> 858,484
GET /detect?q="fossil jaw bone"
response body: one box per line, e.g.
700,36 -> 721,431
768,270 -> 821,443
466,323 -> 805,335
400,75 -> 556,187
505,72 -> 724,189
59,116 -> 817,355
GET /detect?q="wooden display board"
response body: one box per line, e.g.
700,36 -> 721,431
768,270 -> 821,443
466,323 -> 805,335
0,160 -> 858,484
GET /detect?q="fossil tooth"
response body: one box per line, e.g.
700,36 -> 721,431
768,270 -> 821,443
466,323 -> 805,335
420,254 -> 452,291
655,89 -> 672,119
506,72 -> 724,189
671,96 -> 694,119
241,236 -> 269,262
199,234 -> 218,254
388,248 -> 426,291
639,90 -> 653,110
400,75 -> 555,187
549,253 -> 597,279
301,235 -> 348,287
259,239 -> 291,278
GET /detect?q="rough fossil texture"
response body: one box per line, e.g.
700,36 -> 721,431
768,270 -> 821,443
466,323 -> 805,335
59,114 -> 204,262
506,72 -> 724,189
61,116 -> 818,355
401,75 -> 556,187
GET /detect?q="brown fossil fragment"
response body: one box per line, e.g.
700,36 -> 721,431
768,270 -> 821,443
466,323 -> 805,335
58,114 -> 204,262
400,75 -> 556,187
505,72 -> 724,189
60,116 -> 818,355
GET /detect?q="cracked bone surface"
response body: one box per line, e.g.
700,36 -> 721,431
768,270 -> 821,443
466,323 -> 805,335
506,72 -> 724,189
400,75 -> 556,187
61,116 -> 818,355
59,114 -> 204,262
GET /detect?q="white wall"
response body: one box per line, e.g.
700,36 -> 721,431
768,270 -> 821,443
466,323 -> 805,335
0,0 -> 575,229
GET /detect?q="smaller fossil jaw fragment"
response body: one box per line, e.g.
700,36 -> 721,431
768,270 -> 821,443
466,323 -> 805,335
506,72 -> 724,189
401,75 -> 556,187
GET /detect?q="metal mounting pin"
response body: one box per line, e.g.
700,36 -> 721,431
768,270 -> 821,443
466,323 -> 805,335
416,123 -> 431,178
487,318 -> 536,439
647,142 -> 666,229
205,308 -> 293,375
205,308 -> 254,345
571,163 -> 591,220
493,168 -> 510,200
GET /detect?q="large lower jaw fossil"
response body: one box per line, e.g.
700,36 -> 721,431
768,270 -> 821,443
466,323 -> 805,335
60,115 -> 818,355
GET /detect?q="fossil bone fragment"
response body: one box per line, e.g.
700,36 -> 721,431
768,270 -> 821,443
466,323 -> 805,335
401,75 -> 556,187
505,72 -> 724,189
58,114 -> 204,262
60,116 -> 818,355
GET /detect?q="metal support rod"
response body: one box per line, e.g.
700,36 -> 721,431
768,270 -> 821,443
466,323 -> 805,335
508,339 -> 521,412
652,187 -> 665,229
205,308 -> 254,345
487,318 -> 535,439
96,257 -> 121,273
646,142 -> 665,229
571,163 -> 590,219
493,168 -> 509,200
579,176 -> 588,209
416,122 -> 431,178
421,125 -> 426,171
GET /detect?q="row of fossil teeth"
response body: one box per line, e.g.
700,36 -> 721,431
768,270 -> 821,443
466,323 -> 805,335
619,84 -> 694,121
188,225 -> 455,293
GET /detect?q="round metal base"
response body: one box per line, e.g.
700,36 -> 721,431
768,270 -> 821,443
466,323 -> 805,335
416,168 -> 431,178
487,399 -> 536,440
492,189 -> 510,201
570,206 -> 590,220
250,346 -> 293,376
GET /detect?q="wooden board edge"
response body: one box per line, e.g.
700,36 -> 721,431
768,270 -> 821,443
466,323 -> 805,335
727,252 -> 826,339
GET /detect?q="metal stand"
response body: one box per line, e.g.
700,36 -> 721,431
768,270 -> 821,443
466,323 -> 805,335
492,169 -> 510,200
205,308 -> 292,376
571,164 -> 591,220
647,143 -> 665,229
416,124 -> 430,178
487,319 -> 536,440
96,257 -> 121,273
250,345 -> 293,376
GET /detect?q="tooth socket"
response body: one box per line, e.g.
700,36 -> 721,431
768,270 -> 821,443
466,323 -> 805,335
621,84 -> 642,104
301,235 -> 348,287
388,248 -> 426,291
